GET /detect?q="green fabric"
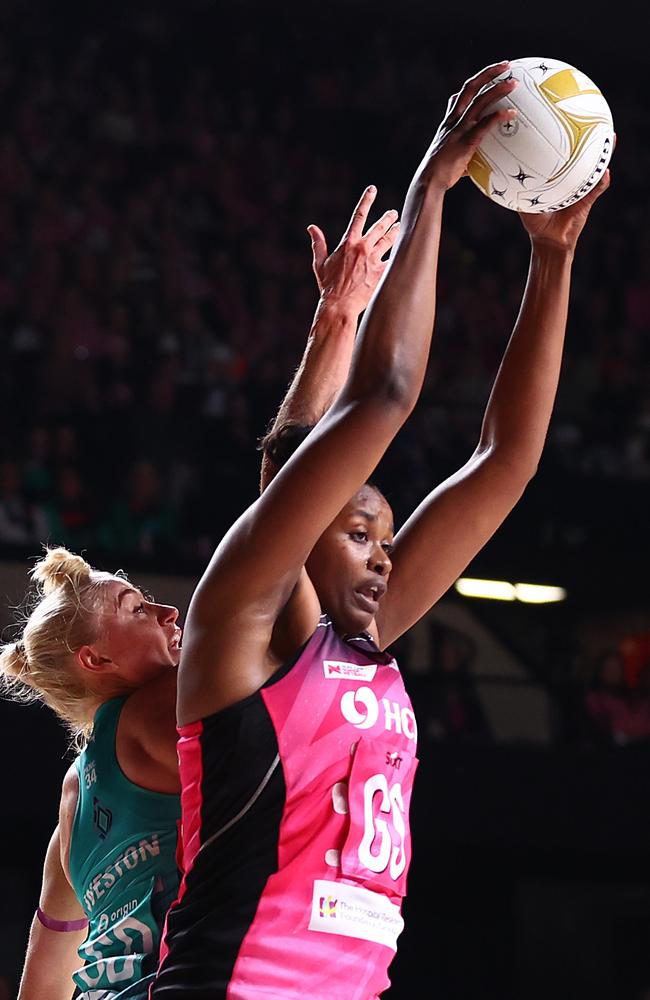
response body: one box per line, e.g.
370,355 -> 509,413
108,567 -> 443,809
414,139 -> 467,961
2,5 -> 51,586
69,696 -> 180,999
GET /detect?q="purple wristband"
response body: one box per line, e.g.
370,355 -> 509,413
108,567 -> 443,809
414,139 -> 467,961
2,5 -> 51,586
36,907 -> 89,932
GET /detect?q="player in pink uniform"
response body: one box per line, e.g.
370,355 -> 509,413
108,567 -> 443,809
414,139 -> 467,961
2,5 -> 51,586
151,63 -> 610,999
5,190 -> 399,1000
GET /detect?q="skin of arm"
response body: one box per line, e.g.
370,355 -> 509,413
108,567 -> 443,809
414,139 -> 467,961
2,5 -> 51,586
257,193 -> 400,655
259,189 -> 400,491
375,170 -> 611,648
17,825 -> 87,1000
177,63 -> 519,725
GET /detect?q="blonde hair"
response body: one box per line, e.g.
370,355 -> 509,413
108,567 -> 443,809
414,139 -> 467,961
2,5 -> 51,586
0,547 -> 128,749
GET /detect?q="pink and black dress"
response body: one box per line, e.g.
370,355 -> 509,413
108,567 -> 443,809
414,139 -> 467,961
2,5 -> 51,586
151,616 -> 418,1000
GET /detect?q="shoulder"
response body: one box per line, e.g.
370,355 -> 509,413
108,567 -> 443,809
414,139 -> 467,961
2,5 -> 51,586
178,568 -> 321,726
117,670 -> 181,794
58,764 -> 79,883
59,763 -> 79,824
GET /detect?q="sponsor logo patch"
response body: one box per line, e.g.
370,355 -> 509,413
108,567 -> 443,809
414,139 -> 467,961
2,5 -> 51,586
308,879 -> 404,950
323,661 -> 377,681
319,894 -> 338,918
92,797 -> 113,840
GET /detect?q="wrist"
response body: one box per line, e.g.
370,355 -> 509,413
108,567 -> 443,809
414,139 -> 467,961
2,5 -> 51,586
399,171 -> 446,235
410,165 -> 448,199
314,295 -> 362,330
529,239 -> 575,264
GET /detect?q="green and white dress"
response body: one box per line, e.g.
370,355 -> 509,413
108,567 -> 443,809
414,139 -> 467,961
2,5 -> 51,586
69,696 -> 181,999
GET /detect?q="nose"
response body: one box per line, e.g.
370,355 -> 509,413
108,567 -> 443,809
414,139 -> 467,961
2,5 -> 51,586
156,603 -> 179,625
367,545 -> 391,576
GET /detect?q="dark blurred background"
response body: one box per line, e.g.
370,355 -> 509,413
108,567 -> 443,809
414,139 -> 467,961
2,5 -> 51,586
0,1 -> 649,997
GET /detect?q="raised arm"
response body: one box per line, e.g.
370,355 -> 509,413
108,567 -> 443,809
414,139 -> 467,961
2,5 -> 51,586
375,170 -> 611,648
259,188 -> 399,491
17,826 -> 87,1000
178,63 -> 517,723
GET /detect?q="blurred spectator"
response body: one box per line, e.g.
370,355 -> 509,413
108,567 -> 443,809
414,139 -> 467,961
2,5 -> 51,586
42,464 -> 97,550
98,458 -> 177,556
0,460 -> 48,546
426,628 -> 490,744
620,632 -> 650,689
21,425 -> 53,502
583,651 -> 650,746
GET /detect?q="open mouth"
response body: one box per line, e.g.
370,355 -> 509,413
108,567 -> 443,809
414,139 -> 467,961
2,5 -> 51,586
169,628 -> 183,651
353,582 -> 386,614
354,592 -> 378,615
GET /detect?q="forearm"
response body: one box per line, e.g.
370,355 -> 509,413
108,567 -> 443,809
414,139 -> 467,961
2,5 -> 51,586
18,824 -> 87,1000
344,175 -> 445,410
18,916 -> 85,1000
274,301 -> 358,425
477,242 -> 574,473
259,302 -> 358,490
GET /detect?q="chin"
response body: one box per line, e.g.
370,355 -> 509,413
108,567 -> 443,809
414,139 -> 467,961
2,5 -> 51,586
336,609 -> 374,637
144,659 -> 177,682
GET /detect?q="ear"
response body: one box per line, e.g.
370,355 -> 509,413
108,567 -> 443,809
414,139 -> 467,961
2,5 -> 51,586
76,645 -> 113,674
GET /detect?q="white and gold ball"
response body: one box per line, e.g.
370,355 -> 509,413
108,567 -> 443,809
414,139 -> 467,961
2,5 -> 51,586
467,57 -> 614,213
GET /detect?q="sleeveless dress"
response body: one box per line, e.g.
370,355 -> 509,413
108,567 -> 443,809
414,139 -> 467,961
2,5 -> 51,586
152,617 -> 419,1000
68,695 -> 181,1000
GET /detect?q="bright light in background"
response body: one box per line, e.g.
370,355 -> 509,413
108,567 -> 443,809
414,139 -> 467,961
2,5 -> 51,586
455,578 -> 567,604
513,583 -> 567,604
455,578 -> 516,601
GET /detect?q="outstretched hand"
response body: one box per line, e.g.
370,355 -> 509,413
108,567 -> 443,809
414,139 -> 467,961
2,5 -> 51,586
519,169 -> 611,251
308,185 -> 400,316
422,61 -> 518,192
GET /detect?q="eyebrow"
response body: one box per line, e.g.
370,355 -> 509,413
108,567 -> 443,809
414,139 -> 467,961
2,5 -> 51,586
350,509 -> 377,521
116,587 -> 140,608
349,509 -> 395,535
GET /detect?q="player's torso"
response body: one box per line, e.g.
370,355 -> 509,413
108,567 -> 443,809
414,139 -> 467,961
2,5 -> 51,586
69,696 -> 181,1000
155,619 -> 418,1000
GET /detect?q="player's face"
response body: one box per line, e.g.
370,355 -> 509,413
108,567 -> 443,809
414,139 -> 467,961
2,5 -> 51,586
93,580 -> 182,686
307,485 -> 394,635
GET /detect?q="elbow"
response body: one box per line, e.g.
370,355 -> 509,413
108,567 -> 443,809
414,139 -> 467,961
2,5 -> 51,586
477,441 -> 539,492
497,451 -> 539,492
359,358 -> 422,416
347,327 -> 426,415
379,372 -> 419,414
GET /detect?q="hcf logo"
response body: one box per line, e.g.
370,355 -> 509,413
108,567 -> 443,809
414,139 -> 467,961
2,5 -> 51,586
319,896 -> 338,918
340,687 -> 417,741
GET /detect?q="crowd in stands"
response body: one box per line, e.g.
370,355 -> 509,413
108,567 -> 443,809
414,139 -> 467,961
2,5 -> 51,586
0,3 -> 648,744
408,621 -> 650,748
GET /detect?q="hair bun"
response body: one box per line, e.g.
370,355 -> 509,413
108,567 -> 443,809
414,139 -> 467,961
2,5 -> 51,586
31,547 -> 92,595
0,640 -> 29,681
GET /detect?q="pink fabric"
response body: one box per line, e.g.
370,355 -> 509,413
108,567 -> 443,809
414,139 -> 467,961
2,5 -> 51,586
227,623 -> 418,1000
154,718 -> 204,974
36,907 -> 89,932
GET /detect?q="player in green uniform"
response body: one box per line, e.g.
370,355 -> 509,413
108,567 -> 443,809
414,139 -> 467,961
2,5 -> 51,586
69,694 -> 181,998
6,549 -> 183,1000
